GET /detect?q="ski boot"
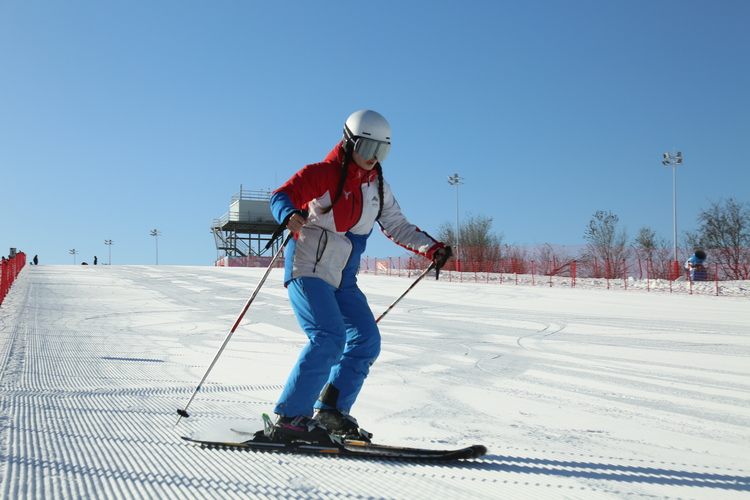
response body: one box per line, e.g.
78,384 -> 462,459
267,414 -> 333,444
314,409 -> 373,443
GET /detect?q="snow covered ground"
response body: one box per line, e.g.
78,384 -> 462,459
1,264 -> 749,499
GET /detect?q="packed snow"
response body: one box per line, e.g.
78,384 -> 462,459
1,265 -> 749,499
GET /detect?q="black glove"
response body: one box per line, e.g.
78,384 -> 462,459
265,209 -> 309,250
432,246 -> 453,280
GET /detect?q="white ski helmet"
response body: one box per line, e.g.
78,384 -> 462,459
342,110 -> 391,162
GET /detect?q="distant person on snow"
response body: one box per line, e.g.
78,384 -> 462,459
684,250 -> 708,281
33,255 -> 38,265
268,110 -> 452,443
94,256 -> 98,265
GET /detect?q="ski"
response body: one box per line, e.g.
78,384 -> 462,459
181,434 -> 487,461
183,413 -> 486,460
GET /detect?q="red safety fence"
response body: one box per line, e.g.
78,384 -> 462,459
1,252 -> 26,307
212,245 -> 749,297
359,254 -> 750,297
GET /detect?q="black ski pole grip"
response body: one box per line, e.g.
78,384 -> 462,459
264,209 -> 309,251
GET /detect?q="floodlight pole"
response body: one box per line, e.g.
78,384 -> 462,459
447,173 -> 464,260
105,240 -> 114,265
661,152 -> 683,263
150,229 -> 162,265
69,249 -> 78,265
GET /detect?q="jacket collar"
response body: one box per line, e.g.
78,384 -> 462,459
326,143 -> 378,183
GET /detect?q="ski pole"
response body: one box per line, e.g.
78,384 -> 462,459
375,262 -> 436,323
176,229 -> 294,425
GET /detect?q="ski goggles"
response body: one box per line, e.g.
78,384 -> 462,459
353,137 -> 391,162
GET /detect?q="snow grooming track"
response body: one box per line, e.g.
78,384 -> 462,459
0,265 -> 748,499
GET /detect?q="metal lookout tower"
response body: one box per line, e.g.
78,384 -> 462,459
211,186 -> 281,263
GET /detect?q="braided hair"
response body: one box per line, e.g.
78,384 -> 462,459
374,162 -> 384,220
321,146 -> 352,215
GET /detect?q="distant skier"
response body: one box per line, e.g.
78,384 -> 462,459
33,255 -> 38,265
684,250 -> 708,281
268,110 -> 452,443
94,256 -> 98,265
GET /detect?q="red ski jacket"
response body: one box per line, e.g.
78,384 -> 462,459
271,144 -> 442,287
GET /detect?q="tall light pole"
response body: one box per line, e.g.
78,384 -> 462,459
69,249 -> 78,265
104,240 -> 114,265
447,173 -> 464,260
150,229 -> 162,265
662,151 -> 683,263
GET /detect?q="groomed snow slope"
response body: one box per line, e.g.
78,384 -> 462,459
0,265 -> 749,499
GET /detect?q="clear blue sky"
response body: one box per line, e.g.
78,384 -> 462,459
2,1 -> 748,265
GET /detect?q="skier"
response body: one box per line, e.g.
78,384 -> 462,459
269,110 -> 452,443
684,250 -> 708,281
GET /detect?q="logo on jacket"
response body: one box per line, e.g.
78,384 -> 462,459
371,196 -> 379,207
344,190 -> 351,200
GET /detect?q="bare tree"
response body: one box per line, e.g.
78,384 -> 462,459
580,211 -> 632,274
500,245 -> 530,274
691,198 -> 750,280
694,198 -> 750,247
535,244 -> 577,276
634,226 -> 658,250
437,213 -> 504,262
633,226 -> 673,279
584,211 -> 622,247
436,221 -> 457,247
682,229 -> 701,252
633,226 -> 672,259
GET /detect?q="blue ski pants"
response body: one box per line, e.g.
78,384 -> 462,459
274,276 -> 381,417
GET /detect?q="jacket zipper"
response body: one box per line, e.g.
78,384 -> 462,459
312,230 -> 328,273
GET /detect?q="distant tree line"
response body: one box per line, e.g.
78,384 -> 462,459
436,198 -> 750,280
